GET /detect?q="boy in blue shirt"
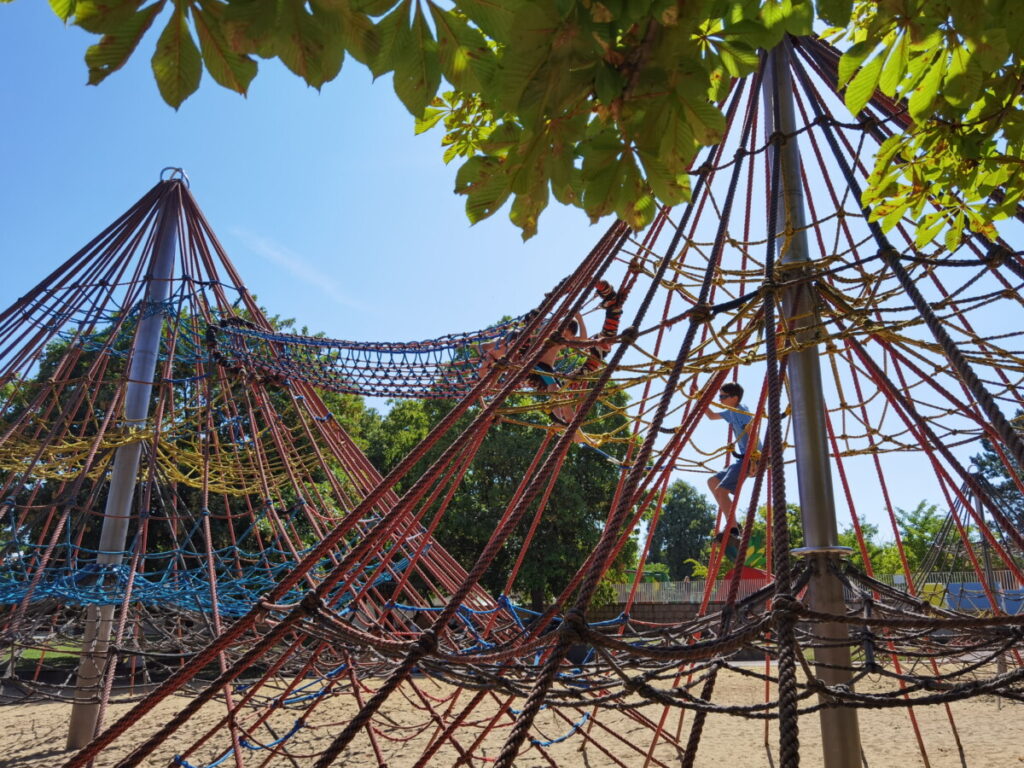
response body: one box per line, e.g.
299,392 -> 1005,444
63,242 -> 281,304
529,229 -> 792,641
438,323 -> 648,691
706,382 -> 759,516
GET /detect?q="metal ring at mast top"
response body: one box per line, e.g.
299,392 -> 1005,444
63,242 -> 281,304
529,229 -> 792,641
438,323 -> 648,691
160,167 -> 191,186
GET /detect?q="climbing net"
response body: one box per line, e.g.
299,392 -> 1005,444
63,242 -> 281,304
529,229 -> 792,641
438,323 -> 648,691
0,181 -> 499,710
2,34 -> 1023,768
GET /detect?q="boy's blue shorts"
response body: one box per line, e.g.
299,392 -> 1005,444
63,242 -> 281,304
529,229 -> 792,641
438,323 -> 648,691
715,460 -> 743,492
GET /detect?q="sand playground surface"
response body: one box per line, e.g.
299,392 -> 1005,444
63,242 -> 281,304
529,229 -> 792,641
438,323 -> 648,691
4,666 -> 1022,768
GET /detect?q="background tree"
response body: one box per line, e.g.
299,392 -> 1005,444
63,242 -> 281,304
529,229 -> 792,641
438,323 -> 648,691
971,410 -> 1024,530
22,0 -> 1024,244
838,520 -> 887,574
646,479 -> 715,580
0,308 -> 382,559
366,390 -> 635,610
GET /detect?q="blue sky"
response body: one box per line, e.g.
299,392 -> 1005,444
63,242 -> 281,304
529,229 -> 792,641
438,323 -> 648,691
3,3 -> 1012,547
0,2 -> 601,346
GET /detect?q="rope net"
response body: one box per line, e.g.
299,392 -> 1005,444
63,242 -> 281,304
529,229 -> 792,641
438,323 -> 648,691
1,33 -> 1022,768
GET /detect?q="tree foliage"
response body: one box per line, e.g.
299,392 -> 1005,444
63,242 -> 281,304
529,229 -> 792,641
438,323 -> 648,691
837,500 -> 966,575
365,392 -> 635,610
646,479 -> 715,580
830,0 -> 1024,251
970,409 -> 1024,529
26,0 -> 1024,242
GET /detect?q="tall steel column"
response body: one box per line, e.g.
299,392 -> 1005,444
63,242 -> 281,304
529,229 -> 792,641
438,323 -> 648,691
762,41 -> 863,768
67,179 -> 182,749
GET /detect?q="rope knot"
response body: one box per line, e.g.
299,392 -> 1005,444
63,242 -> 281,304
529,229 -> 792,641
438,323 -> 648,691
413,631 -> 438,655
618,325 -> 639,344
858,115 -> 879,132
561,608 -> 588,641
623,675 -> 645,694
877,246 -> 900,264
299,592 -> 322,616
686,304 -> 713,323
985,244 -> 1010,268
772,593 -> 803,620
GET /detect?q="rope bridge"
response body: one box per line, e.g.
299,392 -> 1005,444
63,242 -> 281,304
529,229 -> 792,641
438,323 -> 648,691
205,317 -> 524,399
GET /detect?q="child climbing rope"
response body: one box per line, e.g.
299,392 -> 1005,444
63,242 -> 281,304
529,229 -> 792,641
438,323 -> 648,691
476,313 -> 587,395
476,280 -> 625,429
706,382 -> 762,518
550,279 -> 625,427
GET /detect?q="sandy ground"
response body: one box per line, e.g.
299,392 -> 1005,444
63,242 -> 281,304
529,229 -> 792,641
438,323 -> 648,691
3,667 -> 1022,768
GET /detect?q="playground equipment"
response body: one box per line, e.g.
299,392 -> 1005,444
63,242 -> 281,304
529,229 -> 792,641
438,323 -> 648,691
1,35 -> 1023,768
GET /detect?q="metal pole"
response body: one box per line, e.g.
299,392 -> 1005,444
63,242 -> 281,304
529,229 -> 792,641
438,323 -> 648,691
762,40 -> 863,768
974,478 -> 1007,686
67,180 -> 182,749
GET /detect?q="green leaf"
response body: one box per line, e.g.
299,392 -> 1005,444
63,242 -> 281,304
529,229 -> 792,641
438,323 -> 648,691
428,2 -> 495,91
594,62 -> 623,104
350,0 -> 399,14
948,0 -> 984,41
310,3 -> 346,84
720,18 -> 773,50
878,34 -> 907,97
194,3 -> 257,94
907,53 -> 943,121
944,211 -> 965,251
48,0 -> 78,21
616,158 -> 655,230
415,105 -> 446,134
879,199 -> 910,231
391,2 -> 440,115
815,0 -> 852,28
675,86 -> 725,145
837,40 -> 873,88
457,0 -> 521,40
509,183 -> 549,240
913,212 -> 947,248
843,52 -> 882,115
477,121 -> 521,155
371,0 -> 409,78
151,5 -> 202,108
761,0 -> 788,29
455,156 -> 513,223
271,0 -> 339,89
84,2 -> 160,86
222,0 -> 279,58
545,140 -> 582,206
943,44 -> 982,108
1005,0 -> 1024,56
657,108 -> 697,174
638,151 -> 690,207
973,28 -> 1010,71
327,0 -> 380,67
73,0 -> 144,34
783,0 -> 812,35
716,39 -> 759,76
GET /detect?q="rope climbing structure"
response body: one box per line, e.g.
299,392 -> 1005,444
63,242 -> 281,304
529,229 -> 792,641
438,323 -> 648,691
0,172 -> 501,750
2,33 -> 1022,768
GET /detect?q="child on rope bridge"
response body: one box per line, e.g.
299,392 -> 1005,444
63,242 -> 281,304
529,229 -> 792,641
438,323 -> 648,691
476,280 -> 624,428
706,382 -> 762,519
